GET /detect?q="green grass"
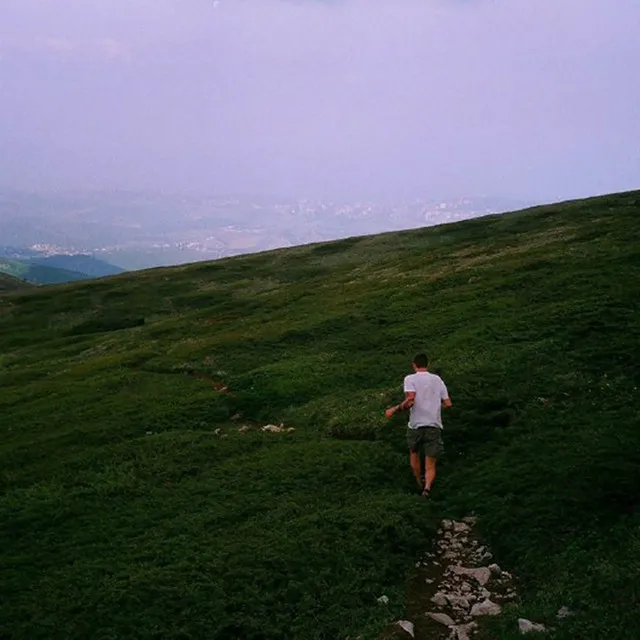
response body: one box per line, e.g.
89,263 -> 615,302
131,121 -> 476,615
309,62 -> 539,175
0,272 -> 32,293
1,190 -> 639,639
0,257 -> 88,285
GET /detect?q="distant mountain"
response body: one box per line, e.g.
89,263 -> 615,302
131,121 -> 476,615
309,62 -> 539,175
28,254 -> 125,278
25,264 -> 89,285
0,190 -> 538,270
0,257 -> 28,279
0,272 -> 32,293
0,257 -> 88,285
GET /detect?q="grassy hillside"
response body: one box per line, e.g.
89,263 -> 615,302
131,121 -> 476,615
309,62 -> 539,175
0,272 -> 32,293
0,256 -> 88,285
28,254 -> 125,278
1,190 -> 639,640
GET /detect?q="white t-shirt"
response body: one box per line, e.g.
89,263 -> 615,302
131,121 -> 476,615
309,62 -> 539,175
403,371 -> 449,429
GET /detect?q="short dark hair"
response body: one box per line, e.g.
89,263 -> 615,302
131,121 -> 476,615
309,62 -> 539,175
413,353 -> 429,368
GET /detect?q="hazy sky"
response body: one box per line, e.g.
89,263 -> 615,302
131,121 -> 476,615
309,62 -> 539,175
1,0 -> 639,202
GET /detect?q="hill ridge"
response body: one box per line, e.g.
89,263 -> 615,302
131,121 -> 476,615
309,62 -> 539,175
0,190 -> 638,640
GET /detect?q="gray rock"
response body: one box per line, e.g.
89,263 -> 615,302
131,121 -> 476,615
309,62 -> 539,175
518,618 -> 547,634
557,606 -> 574,619
453,521 -> 471,534
376,595 -> 389,605
451,621 -> 478,640
262,424 -> 284,433
488,563 -> 502,574
442,519 -> 454,530
430,592 -> 448,607
446,594 -> 471,610
427,612 -> 456,627
396,620 -> 415,637
452,566 -> 491,586
471,599 -> 502,617
462,516 -> 478,525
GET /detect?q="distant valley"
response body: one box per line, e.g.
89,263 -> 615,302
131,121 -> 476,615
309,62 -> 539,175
0,253 -> 124,285
0,190 -> 534,275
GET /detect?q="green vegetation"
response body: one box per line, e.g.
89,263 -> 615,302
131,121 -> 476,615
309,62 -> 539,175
0,257 -> 88,285
0,272 -> 32,293
0,256 -> 29,279
1,191 -> 639,639
28,254 -> 125,278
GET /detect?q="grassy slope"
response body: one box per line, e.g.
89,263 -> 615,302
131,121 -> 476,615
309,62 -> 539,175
0,257 -> 29,279
29,254 -> 125,278
0,272 -> 32,293
0,257 -> 89,285
1,191 -> 639,639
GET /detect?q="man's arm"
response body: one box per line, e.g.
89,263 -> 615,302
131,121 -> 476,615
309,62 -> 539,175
385,392 -> 415,418
440,379 -> 452,408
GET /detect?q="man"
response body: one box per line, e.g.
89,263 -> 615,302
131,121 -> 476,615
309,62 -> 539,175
385,353 -> 452,497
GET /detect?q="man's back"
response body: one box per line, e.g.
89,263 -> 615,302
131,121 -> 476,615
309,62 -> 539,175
403,371 -> 448,429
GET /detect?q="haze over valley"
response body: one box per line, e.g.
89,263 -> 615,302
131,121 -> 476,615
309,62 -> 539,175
0,190 -> 532,271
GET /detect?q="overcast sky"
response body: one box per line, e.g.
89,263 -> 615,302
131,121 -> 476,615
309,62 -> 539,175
1,0 -> 638,202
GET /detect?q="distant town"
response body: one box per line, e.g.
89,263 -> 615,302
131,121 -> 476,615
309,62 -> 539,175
0,191 -> 534,271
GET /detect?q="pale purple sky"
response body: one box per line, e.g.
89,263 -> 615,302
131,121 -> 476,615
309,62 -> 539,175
1,0 -> 639,202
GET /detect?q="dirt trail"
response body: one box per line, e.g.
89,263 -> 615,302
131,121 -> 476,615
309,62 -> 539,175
187,369 -> 232,393
381,517 -> 520,640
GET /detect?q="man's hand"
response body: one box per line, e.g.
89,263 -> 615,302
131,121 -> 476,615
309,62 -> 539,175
386,392 -> 415,418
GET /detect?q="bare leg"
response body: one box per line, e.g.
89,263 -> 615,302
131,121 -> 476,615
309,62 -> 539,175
425,456 -> 437,492
410,451 -> 422,488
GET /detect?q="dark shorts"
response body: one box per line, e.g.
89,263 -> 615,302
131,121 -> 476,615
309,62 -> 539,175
406,426 -> 444,458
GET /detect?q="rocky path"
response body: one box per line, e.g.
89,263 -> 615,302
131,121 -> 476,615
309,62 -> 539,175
381,517 -> 551,640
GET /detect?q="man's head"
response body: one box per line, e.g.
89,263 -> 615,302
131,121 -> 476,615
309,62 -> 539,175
412,353 -> 429,371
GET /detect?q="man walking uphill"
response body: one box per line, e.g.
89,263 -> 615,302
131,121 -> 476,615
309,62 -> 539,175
385,354 -> 452,497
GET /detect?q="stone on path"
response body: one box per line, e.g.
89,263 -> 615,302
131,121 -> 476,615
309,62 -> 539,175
426,612 -> 456,627
430,592 -> 448,607
451,565 -> 491,586
396,620 -> 415,637
471,599 -> 502,617
518,618 -> 547,634
451,621 -> 478,640
446,594 -> 471,610
262,423 -> 284,433
453,521 -> 471,534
